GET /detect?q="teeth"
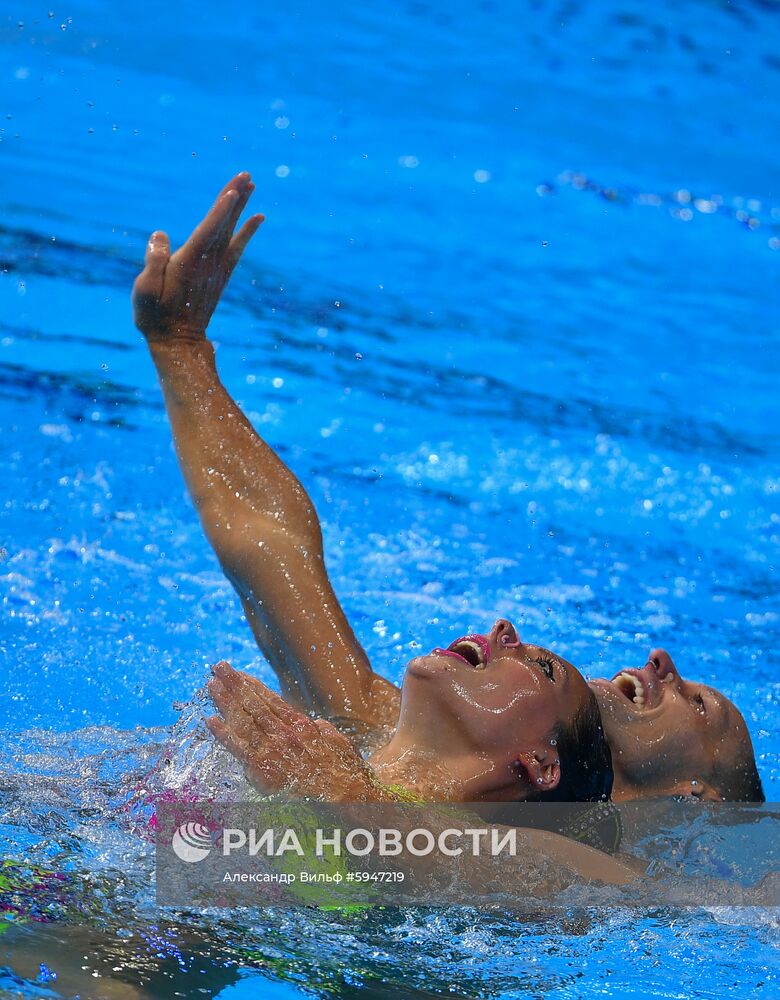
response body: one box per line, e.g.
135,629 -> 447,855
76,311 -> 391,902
614,671 -> 646,706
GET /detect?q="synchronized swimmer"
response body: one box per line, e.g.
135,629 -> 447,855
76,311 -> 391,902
132,172 -> 764,810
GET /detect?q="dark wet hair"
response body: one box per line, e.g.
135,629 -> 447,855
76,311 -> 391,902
541,689 -> 614,803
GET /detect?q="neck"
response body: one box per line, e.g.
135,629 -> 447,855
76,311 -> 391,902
609,768 -> 666,802
369,737 -> 464,801
369,733 -> 533,802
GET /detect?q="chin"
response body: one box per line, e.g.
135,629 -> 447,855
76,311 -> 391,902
406,655 -> 448,678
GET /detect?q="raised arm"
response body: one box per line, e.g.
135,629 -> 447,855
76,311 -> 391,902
132,172 -> 399,730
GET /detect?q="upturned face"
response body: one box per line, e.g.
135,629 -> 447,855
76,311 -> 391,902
589,649 -> 759,800
390,618 -> 593,799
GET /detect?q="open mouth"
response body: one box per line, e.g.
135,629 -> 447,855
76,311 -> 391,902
591,651 -> 677,713
608,660 -> 671,711
432,634 -> 490,669
612,670 -> 648,707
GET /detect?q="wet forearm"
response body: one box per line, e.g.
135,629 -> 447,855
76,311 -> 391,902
148,338 -> 320,547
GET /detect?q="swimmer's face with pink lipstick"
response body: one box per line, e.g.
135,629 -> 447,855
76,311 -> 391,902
379,618 -> 612,802
590,650 -> 764,801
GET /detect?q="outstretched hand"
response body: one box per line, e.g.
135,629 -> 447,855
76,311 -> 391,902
206,661 -> 388,802
132,172 -> 264,343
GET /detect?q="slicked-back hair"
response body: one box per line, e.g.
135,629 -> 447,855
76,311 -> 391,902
541,689 -> 614,803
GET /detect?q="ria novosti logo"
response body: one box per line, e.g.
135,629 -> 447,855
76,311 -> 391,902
171,822 -> 213,863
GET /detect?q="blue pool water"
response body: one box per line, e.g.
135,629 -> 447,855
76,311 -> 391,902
1,0 -> 779,995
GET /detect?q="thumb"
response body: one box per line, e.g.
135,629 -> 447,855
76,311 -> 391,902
133,230 -> 170,312
144,230 -> 170,277
132,231 -> 172,333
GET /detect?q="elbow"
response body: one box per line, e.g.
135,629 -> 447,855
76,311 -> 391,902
198,505 -> 323,581
197,501 -> 248,573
